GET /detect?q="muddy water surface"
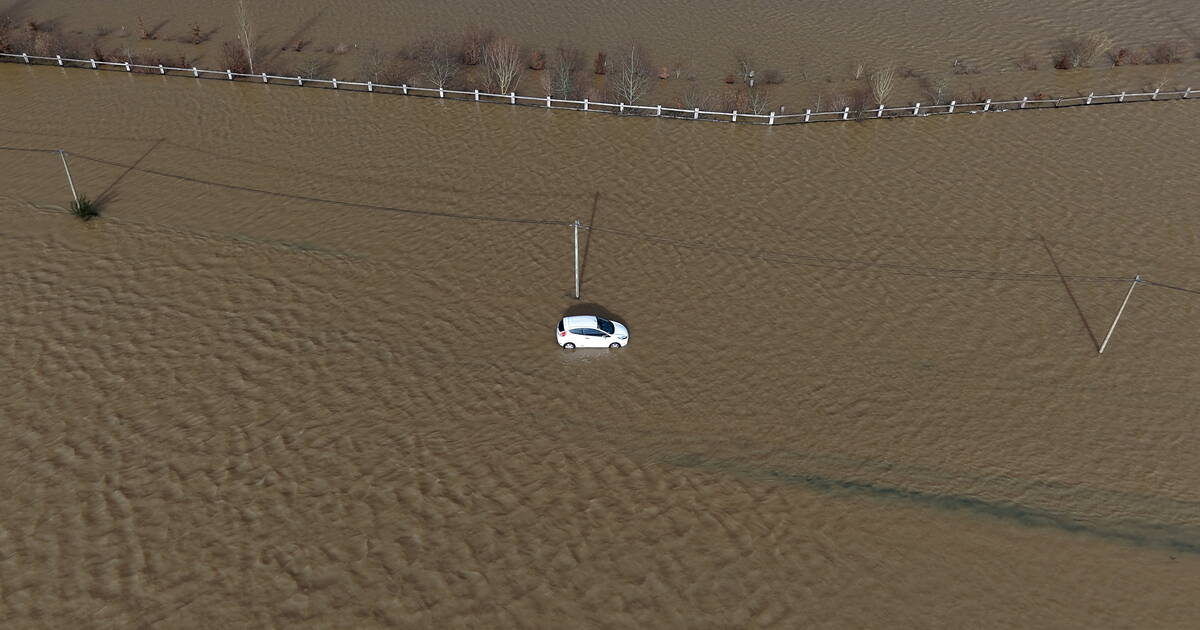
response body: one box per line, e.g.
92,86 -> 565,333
2,59 -> 1200,627
11,1 -> 1200,109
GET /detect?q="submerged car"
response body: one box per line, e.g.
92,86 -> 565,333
556,315 -> 629,349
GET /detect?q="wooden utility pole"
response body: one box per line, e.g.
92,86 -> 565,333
1099,275 -> 1141,354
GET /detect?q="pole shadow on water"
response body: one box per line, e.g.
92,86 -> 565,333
96,137 -> 164,208
1039,234 -> 1100,352
574,191 -> 601,298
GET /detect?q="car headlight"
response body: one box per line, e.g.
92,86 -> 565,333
617,335 -> 627,340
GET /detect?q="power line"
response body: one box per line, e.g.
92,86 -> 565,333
1141,279 -> 1200,296
587,225 -> 1130,283
0,146 -> 62,154
5,144 -> 1195,290
68,151 -> 574,229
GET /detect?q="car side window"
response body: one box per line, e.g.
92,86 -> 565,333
582,329 -> 606,336
568,328 -> 591,335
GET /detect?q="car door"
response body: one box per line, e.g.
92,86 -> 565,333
580,328 -> 609,347
568,328 -> 595,347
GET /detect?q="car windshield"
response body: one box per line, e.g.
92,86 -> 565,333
597,318 -> 614,334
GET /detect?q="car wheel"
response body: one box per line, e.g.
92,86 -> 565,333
609,342 -> 621,348
562,342 -> 575,349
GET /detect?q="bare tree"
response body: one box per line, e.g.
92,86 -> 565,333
593,51 -> 606,75
712,86 -> 770,114
295,56 -> 323,79
1056,31 -> 1114,69
920,74 -> 951,105
420,39 -> 459,89
870,65 -> 896,105
359,46 -> 390,83
610,44 -> 652,105
483,36 -> 523,93
235,0 -> 254,74
829,92 -> 849,111
546,46 -> 583,98
734,50 -> 756,86
682,85 -> 713,110
459,26 -> 491,65
746,87 -> 770,114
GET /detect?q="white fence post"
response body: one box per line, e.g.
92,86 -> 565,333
40,55 -> 1196,132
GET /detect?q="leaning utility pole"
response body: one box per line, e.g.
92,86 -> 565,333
1099,274 -> 1141,354
59,150 -> 79,206
573,220 -> 581,299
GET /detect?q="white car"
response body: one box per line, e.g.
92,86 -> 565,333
556,315 -> 629,349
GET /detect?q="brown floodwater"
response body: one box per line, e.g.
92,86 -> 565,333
2,37 -> 1200,629
10,0 -> 1200,110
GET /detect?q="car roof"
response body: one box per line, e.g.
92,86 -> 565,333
562,315 -> 599,328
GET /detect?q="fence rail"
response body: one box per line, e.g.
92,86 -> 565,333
3,51 -> 1194,126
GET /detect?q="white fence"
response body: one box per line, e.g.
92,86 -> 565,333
2,51 -> 1195,125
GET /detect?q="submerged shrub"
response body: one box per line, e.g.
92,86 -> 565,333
528,49 -> 545,70
220,40 -> 250,73
1146,42 -> 1183,64
1055,31 -> 1114,69
70,195 -> 99,221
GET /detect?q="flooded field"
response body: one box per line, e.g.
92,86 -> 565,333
8,0 -> 1200,110
3,11 -> 1200,628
